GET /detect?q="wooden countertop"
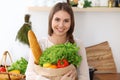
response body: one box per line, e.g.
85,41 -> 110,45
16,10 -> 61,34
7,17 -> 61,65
94,73 -> 120,80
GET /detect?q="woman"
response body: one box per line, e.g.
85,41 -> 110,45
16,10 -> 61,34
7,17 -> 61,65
25,2 -> 90,80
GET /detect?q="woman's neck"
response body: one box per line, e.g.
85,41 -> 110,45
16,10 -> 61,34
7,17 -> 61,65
49,35 -> 67,45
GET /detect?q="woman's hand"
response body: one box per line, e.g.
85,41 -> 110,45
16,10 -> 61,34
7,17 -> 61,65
60,69 -> 77,80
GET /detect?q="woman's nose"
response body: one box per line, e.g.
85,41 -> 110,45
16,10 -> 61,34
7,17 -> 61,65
58,21 -> 64,27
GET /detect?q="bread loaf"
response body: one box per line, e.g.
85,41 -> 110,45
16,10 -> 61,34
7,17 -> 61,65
28,30 -> 42,64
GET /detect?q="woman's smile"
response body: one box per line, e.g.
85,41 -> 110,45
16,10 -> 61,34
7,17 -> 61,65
56,27 -> 65,32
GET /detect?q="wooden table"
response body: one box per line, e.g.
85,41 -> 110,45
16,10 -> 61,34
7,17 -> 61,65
93,73 -> 120,80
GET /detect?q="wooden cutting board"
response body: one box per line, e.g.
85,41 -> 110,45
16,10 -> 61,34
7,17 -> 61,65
86,41 -> 117,73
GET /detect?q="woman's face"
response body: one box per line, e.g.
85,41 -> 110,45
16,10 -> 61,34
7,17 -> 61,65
51,10 -> 71,37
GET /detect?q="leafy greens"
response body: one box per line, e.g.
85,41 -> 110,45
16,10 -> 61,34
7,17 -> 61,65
39,42 -> 82,67
8,57 -> 28,74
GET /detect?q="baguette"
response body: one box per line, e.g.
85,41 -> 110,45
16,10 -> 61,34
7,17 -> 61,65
28,30 -> 42,64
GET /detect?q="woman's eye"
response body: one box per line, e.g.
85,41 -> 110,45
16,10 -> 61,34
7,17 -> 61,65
55,18 -> 60,22
64,19 -> 69,22
64,20 -> 69,22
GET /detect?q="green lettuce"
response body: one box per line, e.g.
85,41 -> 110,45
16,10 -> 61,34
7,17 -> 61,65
8,57 -> 28,74
39,42 -> 82,67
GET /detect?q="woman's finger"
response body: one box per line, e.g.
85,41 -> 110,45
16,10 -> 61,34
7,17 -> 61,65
69,70 -> 77,80
65,70 -> 73,77
60,69 -> 77,80
60,70 -> 73,80
71,76 -> 76,80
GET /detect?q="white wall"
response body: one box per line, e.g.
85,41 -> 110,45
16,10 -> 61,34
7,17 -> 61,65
0,0 -> 120,73
0,0 -> 32,62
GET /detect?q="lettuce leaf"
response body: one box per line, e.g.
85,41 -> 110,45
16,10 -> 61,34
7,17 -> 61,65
39,42 -> 82,67
8,57 -> 28,74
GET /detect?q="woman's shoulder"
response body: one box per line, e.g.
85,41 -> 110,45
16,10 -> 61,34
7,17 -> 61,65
74,38 -> 86,48
74,38 -> 83,44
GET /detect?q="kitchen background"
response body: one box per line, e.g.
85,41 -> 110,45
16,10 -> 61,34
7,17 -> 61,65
0,0 -> 120,73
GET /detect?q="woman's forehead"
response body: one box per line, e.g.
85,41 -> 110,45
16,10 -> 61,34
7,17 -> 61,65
53,10 -> 70,18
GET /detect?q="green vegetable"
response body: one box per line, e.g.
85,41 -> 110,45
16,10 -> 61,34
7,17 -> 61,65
16,14 -> 32,46
8,57 -> 28,74
84,0 -> 92,8
39,42 -> 82,67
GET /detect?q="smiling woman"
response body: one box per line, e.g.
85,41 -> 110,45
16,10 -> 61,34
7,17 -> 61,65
25,2 -> 90,80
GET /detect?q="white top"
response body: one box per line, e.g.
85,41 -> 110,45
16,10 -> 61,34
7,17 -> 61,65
25,37 -> 90,80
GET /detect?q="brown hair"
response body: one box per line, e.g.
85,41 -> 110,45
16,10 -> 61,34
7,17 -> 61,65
48,2 -> 75,43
